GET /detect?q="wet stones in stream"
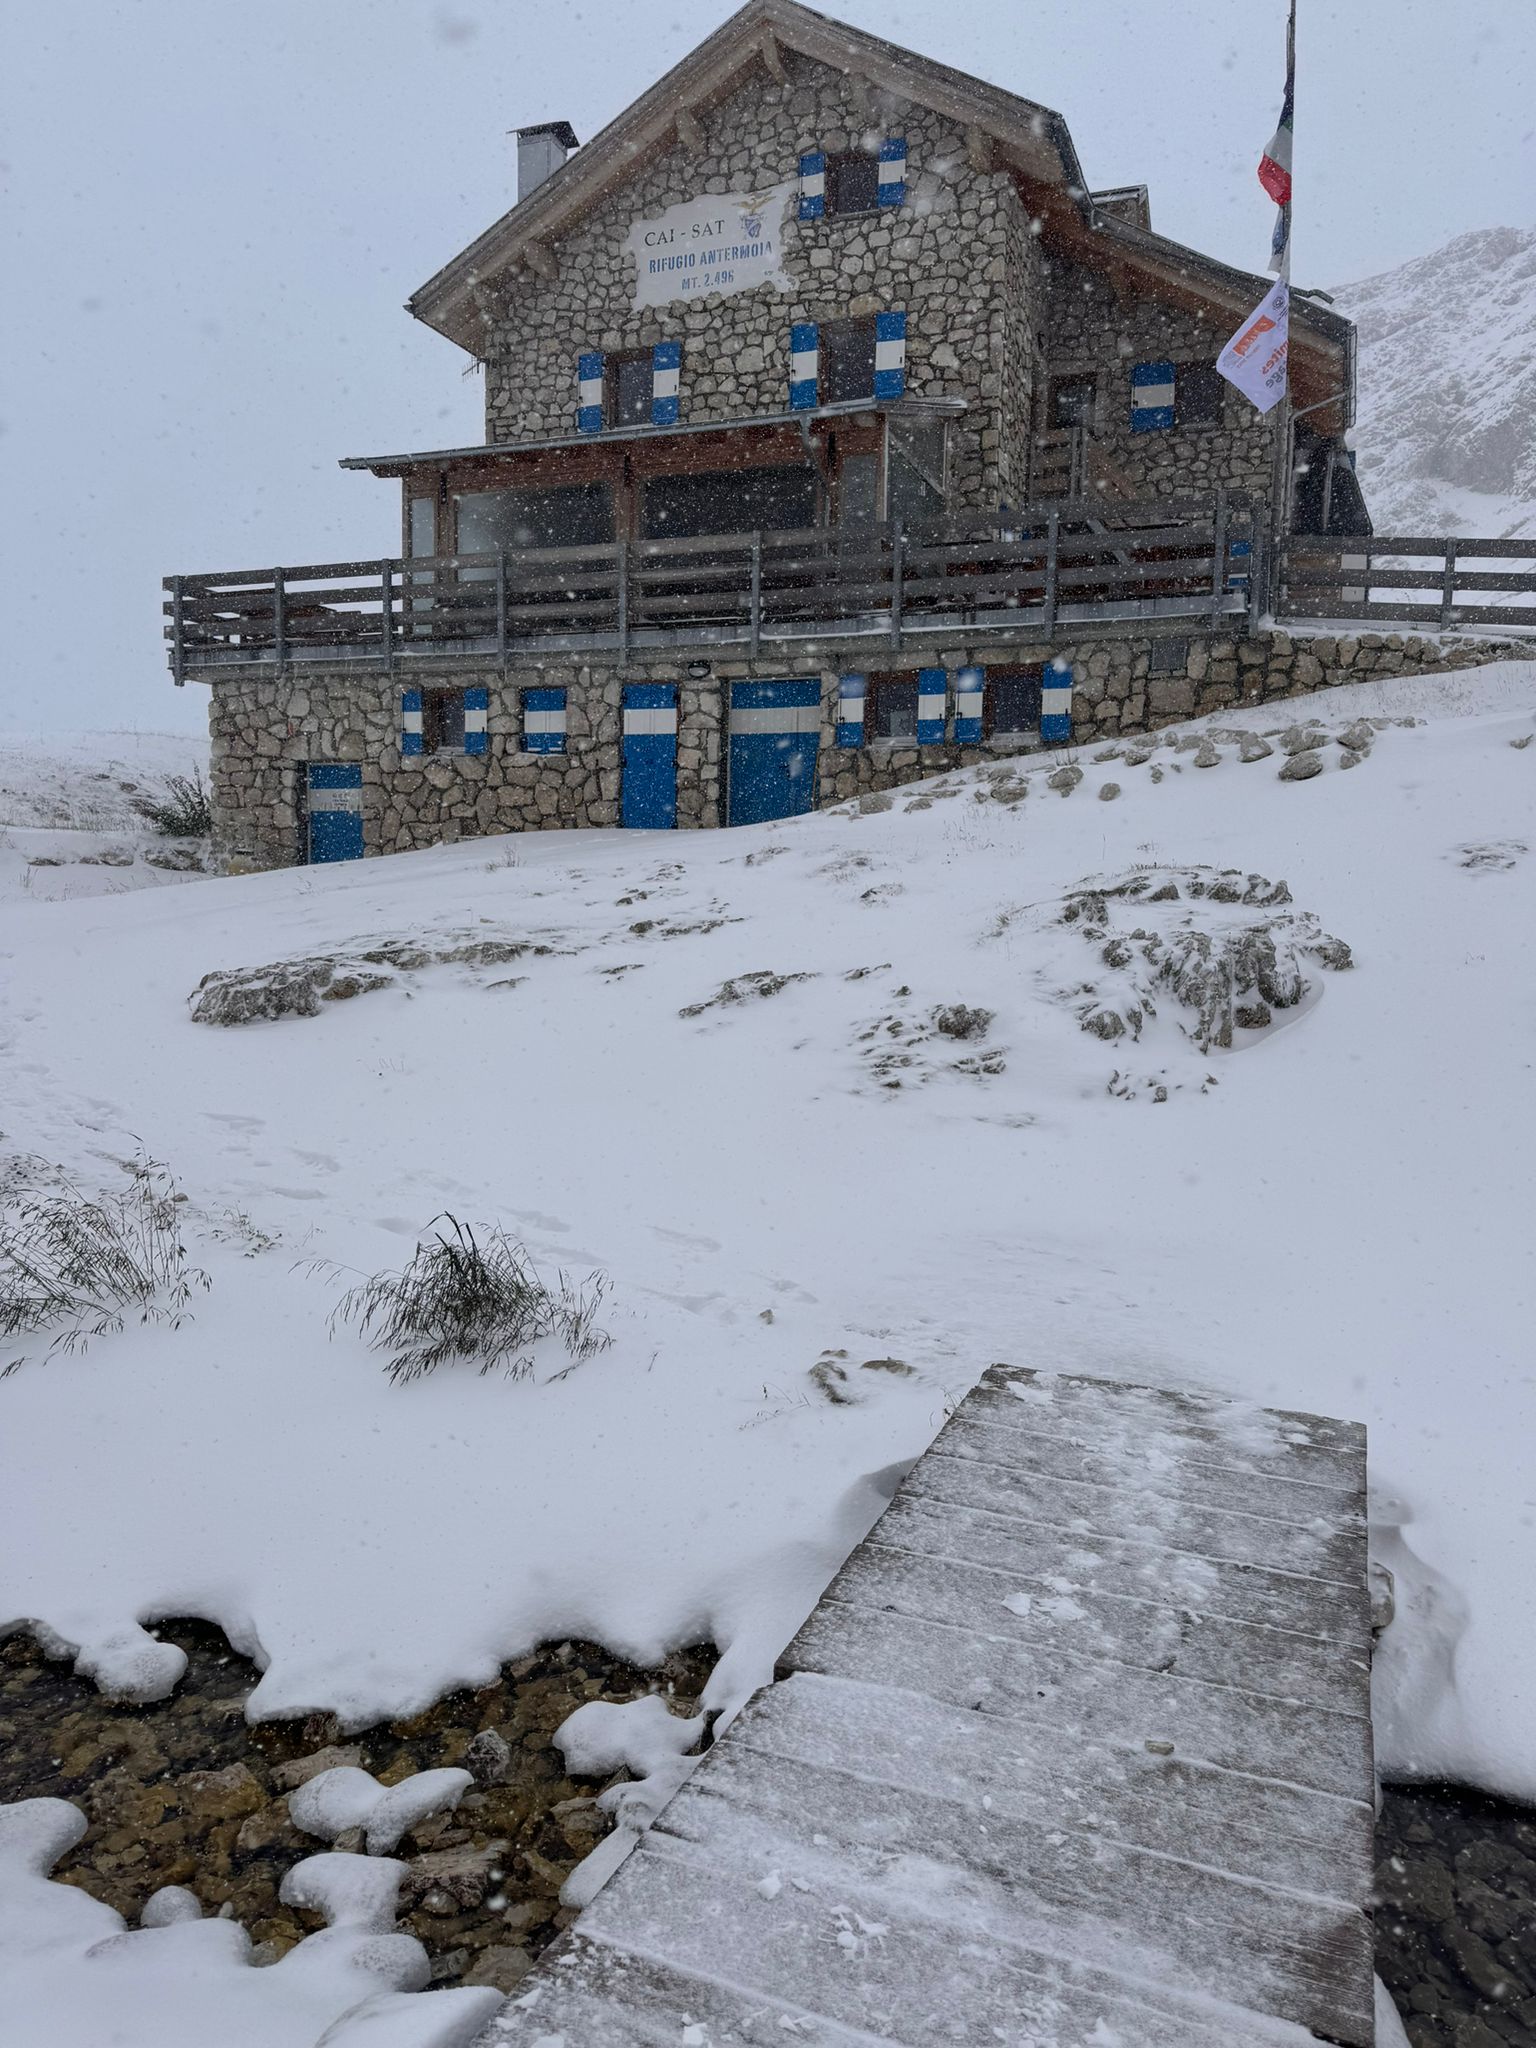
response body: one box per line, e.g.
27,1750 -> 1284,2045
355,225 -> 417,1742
0,1620 -> 713,1993
1376,1782 -> 1536,2046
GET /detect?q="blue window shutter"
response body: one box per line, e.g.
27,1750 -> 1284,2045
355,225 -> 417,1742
916,667 -> 947,745
836,674 -> 866,749
873,309 -> 907,400
798,150 -> 825,220
789,321 -> 819,411
651,339 -> 681,427
1040,658 -> 1073,742
953,666 -> 984,744
1131,360 -> 1175,433
463,684 -> 489,756
877,136 -> 906,208
523,686 -> 568,755
578,351 -> 605,434
401,686 -> 423,756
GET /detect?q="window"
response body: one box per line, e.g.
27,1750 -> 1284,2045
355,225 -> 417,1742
1147,637 -> 1189,677
1050,376 -> 1096,429
986,672 -> 1042,737
869,676 -> 919,740
826,151 -> 880,217
837,451 -> 881,529
822,317 -> 876,404
888,416 -> 947,528
455,485 -> 615,557
1176,361 -> 1223,426
640,465 -> 817,539
408,496 -> 436,558
421,687 -> 466,753
608,352 -> 655,428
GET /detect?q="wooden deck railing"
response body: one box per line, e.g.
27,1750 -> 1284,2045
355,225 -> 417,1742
1280,533 -> 1536,631
164,496 -> 1264,679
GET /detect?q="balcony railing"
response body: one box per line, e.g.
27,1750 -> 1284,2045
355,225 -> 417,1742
1280,533 -> 1536,631
165,496 -> 1266,680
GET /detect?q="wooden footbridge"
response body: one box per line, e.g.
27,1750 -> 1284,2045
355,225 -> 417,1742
483,1366 -> 1376,2046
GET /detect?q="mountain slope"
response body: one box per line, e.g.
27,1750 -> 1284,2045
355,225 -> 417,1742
1335,225 -> 1536,538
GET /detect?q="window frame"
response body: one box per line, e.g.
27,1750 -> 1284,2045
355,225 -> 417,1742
1049,375 -> 1097,431
825,150 -> 881,218
607,350 -> 656,430
983,670 -> 1043,740
421,686 -> 466,755
867,674 -> 920,743
821,315 -> 878,405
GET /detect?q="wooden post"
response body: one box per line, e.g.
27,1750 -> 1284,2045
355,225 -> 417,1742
271,567 -> 287,670
170,576 -> 185,685
616,539 -> 630,660
889,521 -> 904,653
496,550 -> 508,667
749,531 -> 762,659
1043,509 -> 1060,636
1210,490 -> 1228,623
1439,539 -> 1459,631
1250,524 -> 1268,634
380,563 -> 393,671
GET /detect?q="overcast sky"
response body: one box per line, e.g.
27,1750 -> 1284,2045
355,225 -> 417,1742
3,0 -> 1532,736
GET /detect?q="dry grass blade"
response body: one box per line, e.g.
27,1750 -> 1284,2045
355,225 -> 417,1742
0,1153 -> 211,1374
321,1214 -> 612,1386
133,770 -> 212,837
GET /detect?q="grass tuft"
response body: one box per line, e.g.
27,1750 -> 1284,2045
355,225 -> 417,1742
133,771 -> 212,838
0,1154 -> 211,1374
320,1215 -> 611,1386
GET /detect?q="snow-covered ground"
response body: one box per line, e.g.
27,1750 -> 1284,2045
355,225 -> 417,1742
2,668 -> 1534,2041
0,731 -> 209,904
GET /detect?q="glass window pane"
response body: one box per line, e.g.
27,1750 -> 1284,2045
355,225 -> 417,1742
1051,377 -> 1095,428
987,673 -> 1041,735
641,465 -> 816,539
422,688 -> 465,752
409,496 -> 436,557
839,452 -> 881,528
454,487 -> 615,568
828,154 -> 879,216
888,450 -> 943,528
615,356 -> 653,427
823,319 -> 876,404
872,679 -> 918,738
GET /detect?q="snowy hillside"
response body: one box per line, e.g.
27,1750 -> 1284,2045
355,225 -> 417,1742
0,731 -> 209,904
2,664 -> 1533,1842
1337,225 -> 1536,539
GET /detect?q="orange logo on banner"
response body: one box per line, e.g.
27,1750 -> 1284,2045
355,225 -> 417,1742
1231,314 -> 1277,360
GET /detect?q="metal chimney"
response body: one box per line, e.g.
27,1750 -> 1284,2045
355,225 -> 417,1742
516,121 -> 579,202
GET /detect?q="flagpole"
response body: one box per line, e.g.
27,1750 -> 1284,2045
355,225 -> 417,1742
1272,0 -> 1297,558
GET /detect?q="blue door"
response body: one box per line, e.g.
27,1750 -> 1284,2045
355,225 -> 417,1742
728,680 -> 821,826
621,684 -> 678,830
307,763 -> 364,863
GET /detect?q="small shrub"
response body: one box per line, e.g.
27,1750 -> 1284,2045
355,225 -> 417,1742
0,1154 -> 211,1373
134,771 -> 212,838
321,1215 -> 611,1386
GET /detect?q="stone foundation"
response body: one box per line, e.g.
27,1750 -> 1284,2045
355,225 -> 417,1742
206,626 -> 1534,869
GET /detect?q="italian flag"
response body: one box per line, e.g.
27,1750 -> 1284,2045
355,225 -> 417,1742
1258,77 -> 1294,207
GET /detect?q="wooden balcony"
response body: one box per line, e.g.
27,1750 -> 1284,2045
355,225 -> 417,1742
1280,532 -> 1536,631
165,496 -> 1266,681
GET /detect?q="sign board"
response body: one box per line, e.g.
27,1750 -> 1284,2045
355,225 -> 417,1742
1217,278 -> 1289,415
625,183 -> 795,308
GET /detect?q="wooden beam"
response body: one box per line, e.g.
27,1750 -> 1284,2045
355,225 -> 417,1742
521,241 -> 557,283
841,69 -> 871,117
758,28 -> 786,83
675,105 -> 705,152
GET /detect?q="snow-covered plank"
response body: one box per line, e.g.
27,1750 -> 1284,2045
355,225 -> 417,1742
644,1751 -> 1370,2042
780,1600 -> 1372,1799
817,1544 -> 1370,1713
938,1407 -> 1367,1527
874,1490 -> 1370,1640
906,1441 -> 1366,1581
724,1669 -> 1374,1896
976,1366 -> 1369,1459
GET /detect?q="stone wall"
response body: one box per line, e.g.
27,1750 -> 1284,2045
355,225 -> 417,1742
207,629 -> 1531,867
480,54 -> 1037,518
1037,257 -> 1277,500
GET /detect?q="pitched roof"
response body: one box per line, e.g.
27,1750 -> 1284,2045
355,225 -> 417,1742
407,0 -> 1352,423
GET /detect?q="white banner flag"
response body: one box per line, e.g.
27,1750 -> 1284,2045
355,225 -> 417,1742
1217,278 -> 1289,414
